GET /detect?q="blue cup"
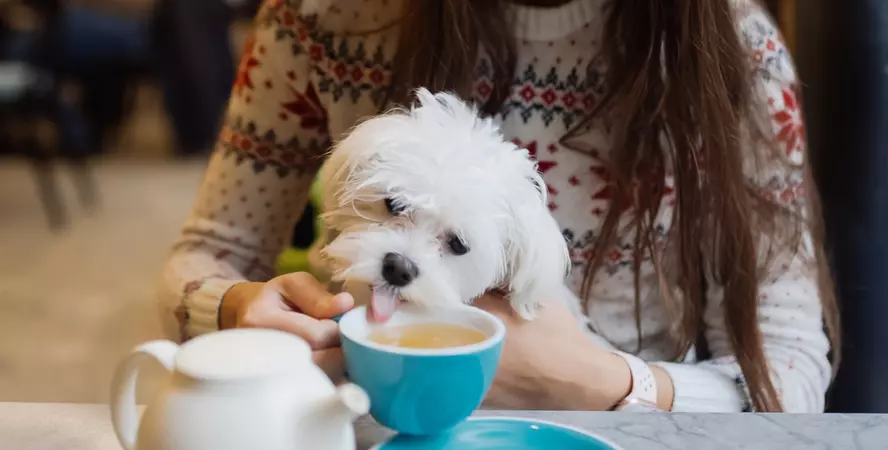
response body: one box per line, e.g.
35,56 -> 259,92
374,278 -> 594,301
339,304 -> 505,435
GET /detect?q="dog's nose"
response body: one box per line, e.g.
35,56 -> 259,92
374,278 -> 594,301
381,252 -> 418,287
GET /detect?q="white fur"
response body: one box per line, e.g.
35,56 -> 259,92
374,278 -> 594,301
319,89 -> 569,319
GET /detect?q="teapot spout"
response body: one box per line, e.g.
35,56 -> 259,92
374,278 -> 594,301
324,383 -> 370,422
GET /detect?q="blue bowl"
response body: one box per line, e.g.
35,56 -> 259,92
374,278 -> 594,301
339,305 -> 505,436
372,417 -> 623,449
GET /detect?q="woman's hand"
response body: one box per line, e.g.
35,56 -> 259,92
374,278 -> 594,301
219,272 -> 354,381
474,293 -> 633,411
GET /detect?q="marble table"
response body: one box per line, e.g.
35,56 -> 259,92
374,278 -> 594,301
1,402 -> 886,449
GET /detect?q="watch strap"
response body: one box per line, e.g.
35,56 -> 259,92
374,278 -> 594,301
611,351 -> 659,411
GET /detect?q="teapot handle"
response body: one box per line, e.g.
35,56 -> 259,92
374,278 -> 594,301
110,340 -> 179,450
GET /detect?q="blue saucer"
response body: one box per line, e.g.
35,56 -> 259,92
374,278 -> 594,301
372,417 -> 622,449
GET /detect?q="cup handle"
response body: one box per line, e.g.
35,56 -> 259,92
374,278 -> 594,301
110,340 -> 179,450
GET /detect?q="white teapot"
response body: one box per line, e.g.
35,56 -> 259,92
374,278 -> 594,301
110,329 -> 369,450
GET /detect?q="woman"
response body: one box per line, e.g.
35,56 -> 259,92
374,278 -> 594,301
159,0 -> 839,413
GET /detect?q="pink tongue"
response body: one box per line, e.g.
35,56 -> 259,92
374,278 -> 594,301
369,288 -> 398,323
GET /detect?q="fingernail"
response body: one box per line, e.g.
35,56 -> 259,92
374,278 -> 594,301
334,292 -> 354,308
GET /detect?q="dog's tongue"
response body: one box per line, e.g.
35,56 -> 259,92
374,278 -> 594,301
369,287 -> 398,323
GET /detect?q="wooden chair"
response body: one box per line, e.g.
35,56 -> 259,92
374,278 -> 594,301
0,0 -> 98,230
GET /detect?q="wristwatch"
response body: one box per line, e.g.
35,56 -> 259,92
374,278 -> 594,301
610,351 -> 661,412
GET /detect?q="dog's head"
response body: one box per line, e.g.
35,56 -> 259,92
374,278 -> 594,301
320,89 -> 569,321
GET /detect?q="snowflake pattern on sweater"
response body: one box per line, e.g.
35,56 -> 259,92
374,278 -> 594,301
160,0 -> 831,413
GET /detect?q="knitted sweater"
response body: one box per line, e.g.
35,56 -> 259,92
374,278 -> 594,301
159,0 -> 832,413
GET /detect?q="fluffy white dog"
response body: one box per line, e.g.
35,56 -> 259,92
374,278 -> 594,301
319,89 -> 570,322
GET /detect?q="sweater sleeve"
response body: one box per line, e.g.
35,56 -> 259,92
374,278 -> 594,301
158,0 -> 331,341
651,4 -> 832,412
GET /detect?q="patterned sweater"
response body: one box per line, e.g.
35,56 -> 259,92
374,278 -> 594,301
159,0 -> 832,412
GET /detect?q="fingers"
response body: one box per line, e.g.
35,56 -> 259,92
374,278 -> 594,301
313,348 -> 346,383
242,307 -> 340,349
269,272 -> 355,319
232,273 -> 355,353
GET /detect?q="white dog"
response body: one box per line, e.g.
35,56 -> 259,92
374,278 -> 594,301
319,89 -> 570,322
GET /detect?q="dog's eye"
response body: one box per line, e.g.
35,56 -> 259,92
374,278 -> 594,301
384,198 -> 406,215
447,234 -> 470,255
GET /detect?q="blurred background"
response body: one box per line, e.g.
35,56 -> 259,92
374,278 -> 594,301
0,0 -> 885,412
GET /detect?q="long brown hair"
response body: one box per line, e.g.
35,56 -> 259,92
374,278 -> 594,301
391,0 -> 840,412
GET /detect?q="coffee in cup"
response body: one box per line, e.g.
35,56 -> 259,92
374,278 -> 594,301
368,323 -> 488,349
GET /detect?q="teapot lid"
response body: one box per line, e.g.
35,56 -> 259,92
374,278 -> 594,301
175,329 -> 311,380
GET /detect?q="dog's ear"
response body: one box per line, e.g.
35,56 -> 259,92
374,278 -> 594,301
318,150 -> 345,213
505,174 -> 571,320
